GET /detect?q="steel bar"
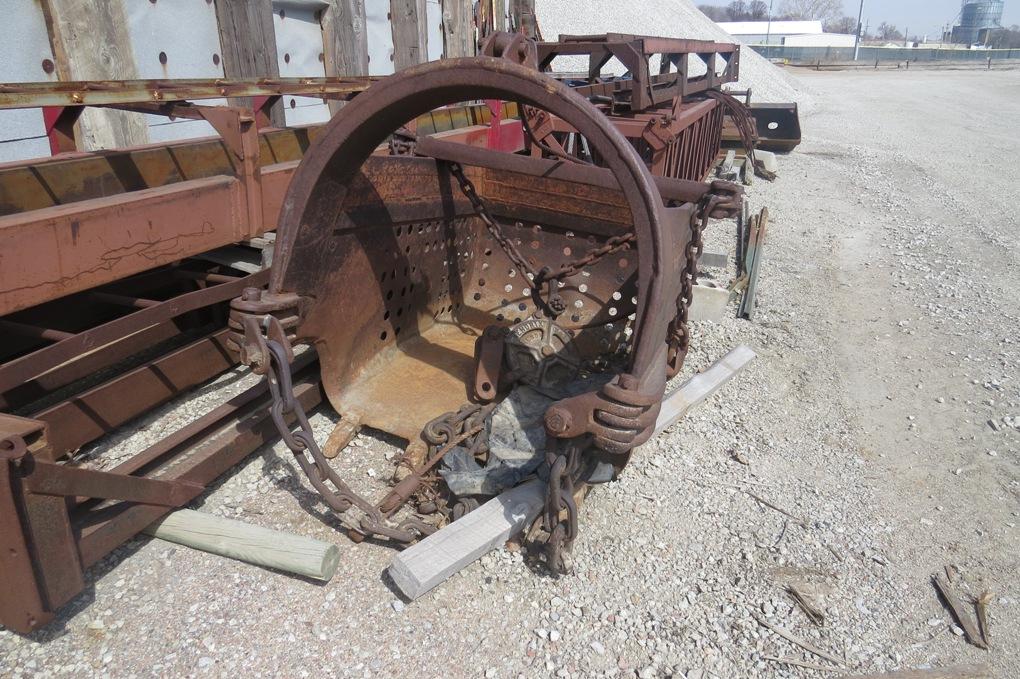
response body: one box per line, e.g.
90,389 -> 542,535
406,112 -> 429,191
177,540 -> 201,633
0,175 -> 257,314
0,270 -> 269,394
32,329 -> 237,461
0,77 -> 376,110
23,461 -> 204,506
0,319 -> 75,342
75,370 -> 322,568
414,135 -> 717,204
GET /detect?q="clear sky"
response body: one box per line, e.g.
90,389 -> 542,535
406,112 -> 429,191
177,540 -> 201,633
836,0 -> 1020,38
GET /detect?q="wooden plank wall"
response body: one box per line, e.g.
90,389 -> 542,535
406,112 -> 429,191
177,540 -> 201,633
509,0 -> 540,39
441,0 -> 475,58
40,0 -> 150,150
322,0 -> 369,113
33,0 -> 471,153
213,0 -> 286,127
389,0 -> 428,71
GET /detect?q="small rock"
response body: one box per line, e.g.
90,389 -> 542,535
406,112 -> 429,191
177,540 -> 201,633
391,600 -> 405,613
590,641 -> 606,655
549,630 -> 561,643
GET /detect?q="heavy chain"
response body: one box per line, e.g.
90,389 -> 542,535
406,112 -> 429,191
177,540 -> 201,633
667,194 -> 718,375
542,437 -> 585,574
265,340 -> 445,543
550,232 -> 635,281
448,162 -> 542,281
448,161 -> 635,286
703,90 -> 776,181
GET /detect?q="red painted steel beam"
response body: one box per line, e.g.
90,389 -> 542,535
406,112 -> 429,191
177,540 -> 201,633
0,175 -> 252,314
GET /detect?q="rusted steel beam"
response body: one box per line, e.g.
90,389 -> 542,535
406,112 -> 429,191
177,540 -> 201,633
413,135 -> 717,205
76,369 -> 323,568
537,34 -> 739,112
0,175 -> 255,314
0,77 -> 376,110
31,329 -> 237,461
23,460 -> 204,506
1,320 -> 184,412
0,270 -> 269,395
0,440 -> 49,633
0,125 -> 324,216
0,358 -> 320,633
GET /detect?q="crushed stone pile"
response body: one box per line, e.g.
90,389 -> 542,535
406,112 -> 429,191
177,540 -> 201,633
536,0 -> 812,106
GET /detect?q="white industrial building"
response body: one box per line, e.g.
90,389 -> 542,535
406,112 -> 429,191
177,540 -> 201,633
718,20 -> 857,47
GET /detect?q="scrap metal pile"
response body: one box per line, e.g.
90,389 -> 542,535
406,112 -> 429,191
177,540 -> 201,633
0,31 -> 795,632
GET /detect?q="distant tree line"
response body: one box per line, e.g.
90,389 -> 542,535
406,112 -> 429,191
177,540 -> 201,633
699,2 -> 1020,45
698,0 -> 861,35
699,0 -> 842,23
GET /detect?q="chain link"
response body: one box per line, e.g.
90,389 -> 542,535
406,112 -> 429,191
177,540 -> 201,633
449,162 -> 635,287
667,195 -> 718,372
542,437 -> 585,574
448,162 -> 542,281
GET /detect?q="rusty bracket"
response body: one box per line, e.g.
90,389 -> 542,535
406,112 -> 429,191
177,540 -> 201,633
473,326 -> 507,402
229,286 -> 302,373
0,430 -> 204,634
22,460 -> 204,507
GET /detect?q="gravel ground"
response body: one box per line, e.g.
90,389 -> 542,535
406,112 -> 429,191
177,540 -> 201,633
3,68 -> 1019,678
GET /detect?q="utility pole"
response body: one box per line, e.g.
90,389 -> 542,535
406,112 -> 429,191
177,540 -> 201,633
764,0 -> 775,56
904,26 -> 909,47
853,0 -> 865,60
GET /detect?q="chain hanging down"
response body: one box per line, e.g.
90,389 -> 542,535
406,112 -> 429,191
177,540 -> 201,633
264,340 -> 442,543
666,194 -> 720,377
447,161 -> 635,316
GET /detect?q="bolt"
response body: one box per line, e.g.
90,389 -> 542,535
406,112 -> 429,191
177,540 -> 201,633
545,408 -> 572,435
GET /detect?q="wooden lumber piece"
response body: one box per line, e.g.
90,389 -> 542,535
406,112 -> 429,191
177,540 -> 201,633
441,0 -> 475,58
931,572 -> 988,649
144,509 -> 340,581
389,345 -> 757,601
838,665 -> 991,679
752,611 -> 843,667
655,344 -> 757,432
787,583 -> 826,625
390,0 -> 427,70
322,0 -> 369,115
41,0 -> 150,150
388,480 -> 544,600
214,0 -> 286,126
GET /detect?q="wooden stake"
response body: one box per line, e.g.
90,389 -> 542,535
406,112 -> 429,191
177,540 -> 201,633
931,572 -> 988,649
752,611 -> 843,667
145,509 -> 340,582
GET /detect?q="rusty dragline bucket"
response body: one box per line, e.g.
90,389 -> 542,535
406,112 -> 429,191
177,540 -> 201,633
228,45 -> 740,569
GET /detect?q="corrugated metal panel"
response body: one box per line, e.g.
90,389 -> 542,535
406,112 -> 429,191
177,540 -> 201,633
426,0 -> 443,61
125,0 -> 226,141
272,0 -> 332,126
0,3 -> 58,162
366,0 -> 396,75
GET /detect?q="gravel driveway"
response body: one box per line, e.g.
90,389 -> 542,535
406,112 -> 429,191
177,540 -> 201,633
2,67 -> 1018,679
